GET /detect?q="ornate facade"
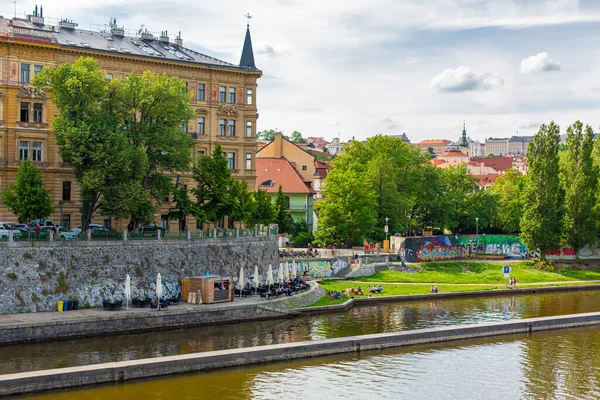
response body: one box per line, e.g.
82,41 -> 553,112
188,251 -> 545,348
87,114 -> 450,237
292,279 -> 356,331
0,12 -> 261,230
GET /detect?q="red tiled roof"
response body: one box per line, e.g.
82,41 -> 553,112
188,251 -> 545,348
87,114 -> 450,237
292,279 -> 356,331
470,157 -> 512,171
441,151 -> 468,156
417,139 -> 451,146
473,174 -> 500,186
314,159 -> 333,178
255,158 -> 316,194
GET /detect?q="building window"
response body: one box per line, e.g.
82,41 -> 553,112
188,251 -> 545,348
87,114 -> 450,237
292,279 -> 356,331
105,73 -> 113,81
32,142 -> 42,161
302,165 -> 307,171
197,117 -> 205,134
161,215 -> 169,230
19,141 -> 29,160
62,214 -> 71,230
182,123 -> 188,133
219,119 -> 226,136
103,216 -> 111,229
229,87 -> 236,103
33,103 -> 43,123
20,102 -> 30,122
227,152 -> 235,170
228,120 -> 235,136
62,181 -> 71,201
197,84 -> 205,101
20,63 -> 30,83
34,65 -> 43,77
164,191 -> 170,203
246,121 -> 253,137
246,153 -> 252,170
219,86 -> 226,103
197,150 -> 205,159
246,89 -> 253,105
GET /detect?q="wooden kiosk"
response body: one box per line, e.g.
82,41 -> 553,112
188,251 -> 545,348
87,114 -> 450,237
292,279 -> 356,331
182,276 -> 232,304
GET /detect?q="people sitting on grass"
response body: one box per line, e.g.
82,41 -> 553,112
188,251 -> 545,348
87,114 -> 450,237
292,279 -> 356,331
329,290 -> 342,300
430,286 -> 438,293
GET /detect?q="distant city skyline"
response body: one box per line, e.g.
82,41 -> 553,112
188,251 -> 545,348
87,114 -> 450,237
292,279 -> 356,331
4,0 -> 600,142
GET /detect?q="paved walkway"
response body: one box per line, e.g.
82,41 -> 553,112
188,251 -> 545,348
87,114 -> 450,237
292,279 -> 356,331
0,293 -> 272,327
341,280 -> 600,286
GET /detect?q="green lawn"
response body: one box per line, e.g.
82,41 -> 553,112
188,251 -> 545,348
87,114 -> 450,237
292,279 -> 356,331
352,261 -> 600,285
307,279 -> 596,307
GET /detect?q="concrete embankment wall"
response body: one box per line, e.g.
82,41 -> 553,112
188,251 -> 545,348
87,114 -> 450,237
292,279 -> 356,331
2,311 -> 600,396
0,284 -> 325,346
0,236 -> 278,314
295,284 -> 600,315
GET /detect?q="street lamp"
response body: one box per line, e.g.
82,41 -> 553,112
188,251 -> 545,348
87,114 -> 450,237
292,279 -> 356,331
475,217 -> 479,254
59,200 -> 63,229
385,217 -> 389,241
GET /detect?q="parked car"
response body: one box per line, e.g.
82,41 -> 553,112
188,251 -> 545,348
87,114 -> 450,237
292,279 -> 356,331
71,224 -> 103,235
138,222 -> 162,232
0,222 -> 22,240
30,219 -> 55,228
14,224 -> 31,233
40,226 -> 79,240
90,227 -> 121,239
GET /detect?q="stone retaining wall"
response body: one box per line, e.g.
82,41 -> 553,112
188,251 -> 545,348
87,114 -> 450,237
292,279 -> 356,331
345,263 -> 388,278
0,283 -> 325,345
0,237 -> 278,314
2,311 -> 599,396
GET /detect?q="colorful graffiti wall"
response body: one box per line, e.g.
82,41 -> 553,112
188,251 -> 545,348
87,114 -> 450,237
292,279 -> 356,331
545,245 -> 600,260
450,235 -> 528,259
402,237 -> 467,262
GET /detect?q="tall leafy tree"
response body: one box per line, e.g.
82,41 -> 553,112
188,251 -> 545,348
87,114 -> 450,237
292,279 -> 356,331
521,121 -> 563,260
192,145 -> 233,227
273,185 -> 294,233
257,129 -> 276,141
248,189 -> 274,226
228,180 -> 254,227
34,57 -> 134,231
441,164 -> 478,233
116,71 -> 194,226
561,121 -> 597,261
1,160 -> 54,226
168,182 -> 202,229
314,168 -> 377,245
490,168 -> 524,233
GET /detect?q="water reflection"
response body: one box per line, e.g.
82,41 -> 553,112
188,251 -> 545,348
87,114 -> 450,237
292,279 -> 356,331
18,328 -> 600,400
2,291 -> 599,374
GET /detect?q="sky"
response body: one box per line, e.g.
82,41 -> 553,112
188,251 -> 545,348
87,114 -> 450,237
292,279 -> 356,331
4,0 -> 600,143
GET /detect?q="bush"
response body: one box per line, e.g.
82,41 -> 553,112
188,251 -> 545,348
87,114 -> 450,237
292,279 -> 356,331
293,232 -> 311,247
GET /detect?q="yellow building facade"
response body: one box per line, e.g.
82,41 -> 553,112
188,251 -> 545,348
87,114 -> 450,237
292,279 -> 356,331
0,13 -> 261,231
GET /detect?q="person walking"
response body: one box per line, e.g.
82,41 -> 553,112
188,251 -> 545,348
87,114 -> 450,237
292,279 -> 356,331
513,277 -> 517,289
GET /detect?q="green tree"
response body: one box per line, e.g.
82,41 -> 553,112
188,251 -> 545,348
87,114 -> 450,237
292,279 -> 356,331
34,57 -> 134,231
314,168 -> 377,245
521,121 -> 563,260
257,129 -> 276,141
116,71 -> 194,226
1,160 -> 54,228
409,164 -> 447,234
248,189 -> 274,226
273,185 -> 293,233
168,182 -> 202,230
289,131 -> 305,143
490,168 -> 524,233
192,145 -> 233,227
440,164 -> 478,233
228,180 -> 254,227
561,121 -> 597,261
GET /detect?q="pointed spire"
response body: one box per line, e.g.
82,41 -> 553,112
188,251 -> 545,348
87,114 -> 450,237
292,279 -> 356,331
460,121 -> 468,147
240,14 -> 257,70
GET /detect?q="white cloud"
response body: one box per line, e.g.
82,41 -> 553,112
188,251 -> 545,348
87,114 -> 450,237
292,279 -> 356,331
430,66 -> 504,92
520,52 -> 561,74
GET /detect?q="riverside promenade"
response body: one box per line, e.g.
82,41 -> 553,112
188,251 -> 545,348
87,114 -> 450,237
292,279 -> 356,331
0,282 -> 325,345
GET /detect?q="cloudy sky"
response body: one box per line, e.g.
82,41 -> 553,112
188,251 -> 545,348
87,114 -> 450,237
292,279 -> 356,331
4,0 -> 600,142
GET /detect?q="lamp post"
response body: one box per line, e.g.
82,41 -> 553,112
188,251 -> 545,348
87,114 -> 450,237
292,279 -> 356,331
475,217 -> 479,254
59,200 -> 63,229
385,217 -> 389,241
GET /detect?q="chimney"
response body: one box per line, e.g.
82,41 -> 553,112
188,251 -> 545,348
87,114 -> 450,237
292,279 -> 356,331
141,31 -> 154,40
58,19 -> 76,30
274,132 -> 283,158
28,4 -> 45,25
159,30 -> 169,43
175,31 -> 182,47
110,17 -> 124,37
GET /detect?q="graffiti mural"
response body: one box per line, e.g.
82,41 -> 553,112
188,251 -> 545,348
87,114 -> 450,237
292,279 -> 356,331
546,245 -> 600,260
450,235 -> 528,259
403,237 -> 466,262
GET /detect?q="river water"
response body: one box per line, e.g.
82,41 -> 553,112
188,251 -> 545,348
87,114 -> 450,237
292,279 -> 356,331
2,290 -> 599,375
16,327 -> 600,400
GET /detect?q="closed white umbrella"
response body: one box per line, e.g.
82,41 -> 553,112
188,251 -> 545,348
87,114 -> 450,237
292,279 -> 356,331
284,262 -> 290,282
239,267 -> 245,298
156,273 -> 163,310
292,261 -> 297,279
267,264 -> 274,288
124,275 -> 131,309
253,265 -> 259,295
278,265 -> 284,284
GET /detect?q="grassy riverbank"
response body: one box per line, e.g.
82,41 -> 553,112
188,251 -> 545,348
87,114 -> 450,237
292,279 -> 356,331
307,261 -> 600,307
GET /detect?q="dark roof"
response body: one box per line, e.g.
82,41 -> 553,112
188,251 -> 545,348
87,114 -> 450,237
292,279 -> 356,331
508,136 -> 534,142
239,25 -> 257,70
1,17 -> 252,71
470,157 -> 513,171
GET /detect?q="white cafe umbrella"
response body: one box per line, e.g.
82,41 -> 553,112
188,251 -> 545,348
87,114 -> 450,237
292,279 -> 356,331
124,274 -> 131,309
267,264 -> 274,288
278,264 -> 284,284
239,267 -> 245,298
253,265 -> 259,295
291,261 -> 297,279
284,262 -> 290,282
156,273 -> 163,309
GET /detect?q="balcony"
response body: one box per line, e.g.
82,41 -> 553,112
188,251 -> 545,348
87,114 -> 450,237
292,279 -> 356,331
17,122 -> 48,130
288,205 -> 308,211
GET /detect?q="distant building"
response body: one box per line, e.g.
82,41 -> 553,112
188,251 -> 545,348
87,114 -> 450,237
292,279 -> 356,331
470,157 -> 513,174
306,137 -> 330,151
485,138 -> 510,156
326,137 -> 344,156
469,140 -> 486,158
416,139 -> 451,156
507,136 -> 534,156
438,142 -> 470,163
387,133 -> 410,143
